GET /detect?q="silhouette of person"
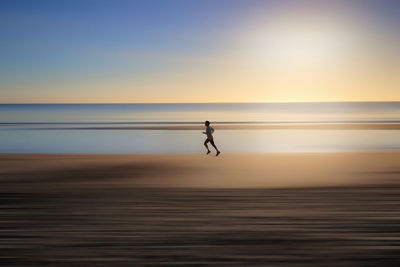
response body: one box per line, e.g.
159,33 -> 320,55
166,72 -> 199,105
203,120 -> 220,156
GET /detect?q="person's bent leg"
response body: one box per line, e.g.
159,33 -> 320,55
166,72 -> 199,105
210,139 -> 219,152
204,139 -> 211,153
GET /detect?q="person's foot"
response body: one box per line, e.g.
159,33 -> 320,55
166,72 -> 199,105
216,151 -> 220,156
206,150 -> 211,155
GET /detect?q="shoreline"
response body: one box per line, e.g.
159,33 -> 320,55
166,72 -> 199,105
2,122 -> 400,130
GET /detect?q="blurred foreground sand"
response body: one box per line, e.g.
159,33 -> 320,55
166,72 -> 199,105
1,153 -> 400,265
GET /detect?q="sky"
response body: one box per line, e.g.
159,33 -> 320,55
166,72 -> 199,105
0,0 -> 399,103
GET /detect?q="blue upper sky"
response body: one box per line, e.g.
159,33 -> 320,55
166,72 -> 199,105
0,0 -> 250,75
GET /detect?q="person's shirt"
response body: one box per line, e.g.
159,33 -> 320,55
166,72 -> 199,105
205,126 -> 214,139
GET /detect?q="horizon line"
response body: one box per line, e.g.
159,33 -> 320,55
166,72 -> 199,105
1,100 -> 400,105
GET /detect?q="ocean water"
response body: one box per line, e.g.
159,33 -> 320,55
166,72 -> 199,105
0,102 -> 399,153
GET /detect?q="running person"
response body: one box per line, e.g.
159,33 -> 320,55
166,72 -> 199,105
203,121 -> 220,156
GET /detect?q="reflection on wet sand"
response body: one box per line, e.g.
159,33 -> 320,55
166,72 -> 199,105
1,153 -> 400,265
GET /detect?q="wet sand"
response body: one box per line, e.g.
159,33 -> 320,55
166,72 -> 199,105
1,153 -> 400,265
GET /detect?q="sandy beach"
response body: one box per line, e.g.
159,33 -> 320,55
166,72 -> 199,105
1,152 -> 400,265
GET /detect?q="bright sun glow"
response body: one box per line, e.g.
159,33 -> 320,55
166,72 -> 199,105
263,27 -> 348,66
240,16 -> 357,69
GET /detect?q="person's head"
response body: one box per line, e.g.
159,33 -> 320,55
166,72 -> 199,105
205,120 -> 210,126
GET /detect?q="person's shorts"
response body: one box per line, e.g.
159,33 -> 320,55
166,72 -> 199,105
205,138 -> 215,145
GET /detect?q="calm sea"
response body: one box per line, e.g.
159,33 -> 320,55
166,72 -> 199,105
1,102 -> 399,153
